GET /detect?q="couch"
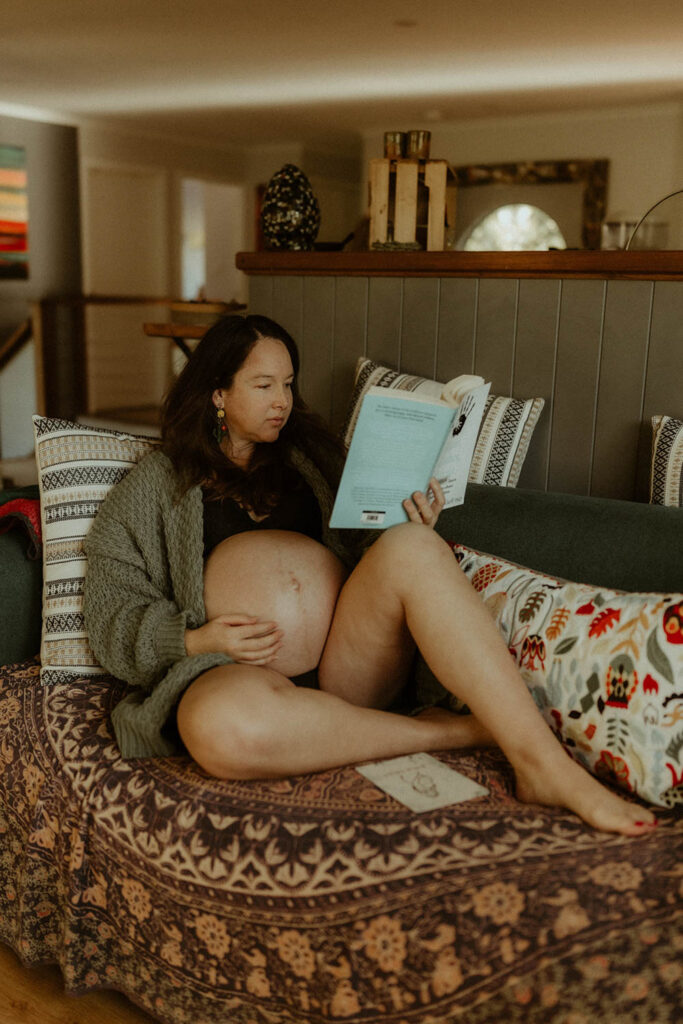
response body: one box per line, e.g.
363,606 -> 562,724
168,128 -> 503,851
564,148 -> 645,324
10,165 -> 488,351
0,479 -> 681,1024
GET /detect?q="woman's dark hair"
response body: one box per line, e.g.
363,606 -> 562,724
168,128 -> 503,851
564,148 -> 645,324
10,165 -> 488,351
161,314 -> 346,513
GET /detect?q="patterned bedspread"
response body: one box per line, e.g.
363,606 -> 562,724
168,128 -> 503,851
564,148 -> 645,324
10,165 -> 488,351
0,659 -> 681,1024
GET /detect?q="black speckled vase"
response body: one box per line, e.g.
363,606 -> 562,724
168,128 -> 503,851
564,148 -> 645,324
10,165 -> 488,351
260,164 -> 321,251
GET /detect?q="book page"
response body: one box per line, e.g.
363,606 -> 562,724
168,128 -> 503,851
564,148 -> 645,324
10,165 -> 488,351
433,381 -> 491,507
357,752 -> 489,811
330,391 -> 453,528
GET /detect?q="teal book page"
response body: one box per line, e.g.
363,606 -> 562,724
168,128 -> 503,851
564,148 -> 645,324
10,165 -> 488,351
330,390 -> 453,529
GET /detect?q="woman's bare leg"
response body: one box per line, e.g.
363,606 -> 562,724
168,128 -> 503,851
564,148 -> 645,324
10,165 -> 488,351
176,663 -> 493,781
318,523 -> 658,836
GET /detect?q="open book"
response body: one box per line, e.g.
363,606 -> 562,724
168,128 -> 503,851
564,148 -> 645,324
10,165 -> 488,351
330,374 -> 490,529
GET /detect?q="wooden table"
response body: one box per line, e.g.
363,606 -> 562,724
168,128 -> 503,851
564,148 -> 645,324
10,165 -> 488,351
143,321 -> 209,358
144,300 -> 248,357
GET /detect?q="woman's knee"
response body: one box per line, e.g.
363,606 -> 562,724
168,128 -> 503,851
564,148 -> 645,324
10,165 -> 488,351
177,665 -> 292,779
370,522 -> 451,578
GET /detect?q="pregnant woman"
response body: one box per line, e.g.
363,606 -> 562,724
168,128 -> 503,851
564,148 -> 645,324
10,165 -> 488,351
84,314 -> 657,837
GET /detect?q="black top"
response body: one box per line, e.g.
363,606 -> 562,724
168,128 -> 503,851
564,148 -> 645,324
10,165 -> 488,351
202,476 -> 323,558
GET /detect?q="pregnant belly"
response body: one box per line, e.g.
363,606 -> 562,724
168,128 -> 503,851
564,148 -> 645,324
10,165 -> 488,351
203,530 -> 348,678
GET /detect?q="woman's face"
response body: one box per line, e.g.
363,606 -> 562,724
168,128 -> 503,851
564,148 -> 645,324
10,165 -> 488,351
213,337 -> 294,459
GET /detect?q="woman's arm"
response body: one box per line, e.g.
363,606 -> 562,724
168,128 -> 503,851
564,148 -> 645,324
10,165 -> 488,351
83,499 -> 195,690
84,547 -> 189,691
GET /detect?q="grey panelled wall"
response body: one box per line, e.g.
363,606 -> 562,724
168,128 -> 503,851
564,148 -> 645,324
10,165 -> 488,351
248,275 -> 683,501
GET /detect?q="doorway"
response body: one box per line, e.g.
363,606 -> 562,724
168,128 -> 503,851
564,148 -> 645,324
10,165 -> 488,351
180,179 -> 247,305
83,163 -> 171,420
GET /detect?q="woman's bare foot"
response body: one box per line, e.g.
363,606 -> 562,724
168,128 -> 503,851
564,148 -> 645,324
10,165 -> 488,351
415,706 -> 497,749
412,709 -> 657,837
515,756 -> 658,837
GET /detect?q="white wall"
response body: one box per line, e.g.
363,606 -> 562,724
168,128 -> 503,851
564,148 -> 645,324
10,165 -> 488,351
79,123 -> 247,296
80,132 -> 363,296
203,182 -> 248,304
0,115 -> 81,459
362,100 -> 683,226
244,142 -> 364,249
83,163 -> 171,414
0,344 -> 37,459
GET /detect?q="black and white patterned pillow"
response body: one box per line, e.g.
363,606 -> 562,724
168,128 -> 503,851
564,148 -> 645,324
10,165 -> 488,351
342,358 -> 545,488
650,415 -> 683,508
33,416 -> 159,684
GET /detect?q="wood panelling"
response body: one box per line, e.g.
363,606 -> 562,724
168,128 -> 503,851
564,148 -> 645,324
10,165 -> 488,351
549,279 -> 606,496
473,279 -> 518,393
400,278 -> 441,378
513,279 -> 561,491
366,277 -> 403,367
435,278 -> 478,381
301,277 -> 335,421
272,275 -> 304,344
593,281 -> 653,499
248,272 -> 683,500
639,282 -> 683,498
645,282 -> 683,419
331,277 -> 368,429
248,274 -> 274,318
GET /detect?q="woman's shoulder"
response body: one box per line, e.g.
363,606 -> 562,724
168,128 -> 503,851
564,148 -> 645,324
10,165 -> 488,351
129,447 -> 175,480
111,448 -> 173,490
100,449 -> 182,516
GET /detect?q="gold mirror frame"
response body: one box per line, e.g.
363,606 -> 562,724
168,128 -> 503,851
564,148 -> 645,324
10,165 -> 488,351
452,159 -> 609,250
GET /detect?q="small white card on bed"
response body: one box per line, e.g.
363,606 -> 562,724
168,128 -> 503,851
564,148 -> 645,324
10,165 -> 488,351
356,752 -> 489,812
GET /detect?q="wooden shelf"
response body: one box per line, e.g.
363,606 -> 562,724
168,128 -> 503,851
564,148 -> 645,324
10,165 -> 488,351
236,249 -> 683,280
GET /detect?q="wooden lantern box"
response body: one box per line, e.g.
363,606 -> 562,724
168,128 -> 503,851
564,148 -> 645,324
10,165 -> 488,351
369,157 -> 457,251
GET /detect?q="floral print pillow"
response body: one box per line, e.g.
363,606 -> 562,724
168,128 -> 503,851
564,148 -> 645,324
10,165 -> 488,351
453,544 -> 683,808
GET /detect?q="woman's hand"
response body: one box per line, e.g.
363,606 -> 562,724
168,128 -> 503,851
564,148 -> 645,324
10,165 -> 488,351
402,476 -> 445,529
185,614 -> 283,664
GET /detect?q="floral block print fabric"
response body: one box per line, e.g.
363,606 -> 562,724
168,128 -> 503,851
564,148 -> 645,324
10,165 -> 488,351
0,660 -> 681,1024
452,544 -> 683,808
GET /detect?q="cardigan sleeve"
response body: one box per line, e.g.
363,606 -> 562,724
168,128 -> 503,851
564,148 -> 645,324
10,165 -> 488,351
84,510 -> 190,691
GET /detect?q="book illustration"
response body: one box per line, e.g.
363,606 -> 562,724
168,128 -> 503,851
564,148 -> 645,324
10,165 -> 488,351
451,392 -> 476,436
330,375 -> 490,529
400,768 -> 438,798
356,752 -> 490,812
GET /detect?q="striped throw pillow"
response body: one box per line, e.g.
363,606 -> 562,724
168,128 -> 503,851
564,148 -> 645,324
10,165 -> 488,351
650,415 -> 683,508
342,358 -> 545,488
32,416 -> 160,684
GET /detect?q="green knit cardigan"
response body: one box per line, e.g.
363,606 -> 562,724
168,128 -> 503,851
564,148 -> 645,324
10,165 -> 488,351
83,449 -> 357,758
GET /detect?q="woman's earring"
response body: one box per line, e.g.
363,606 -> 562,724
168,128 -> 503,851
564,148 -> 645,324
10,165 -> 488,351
213,407 -> 227,444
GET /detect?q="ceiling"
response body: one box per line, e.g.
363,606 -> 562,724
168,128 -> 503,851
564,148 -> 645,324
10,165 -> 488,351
2,0 -> 683,150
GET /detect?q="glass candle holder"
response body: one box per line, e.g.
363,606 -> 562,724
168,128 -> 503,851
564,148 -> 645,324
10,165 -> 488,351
406,130 -> 431,160
384,132 -> 405,159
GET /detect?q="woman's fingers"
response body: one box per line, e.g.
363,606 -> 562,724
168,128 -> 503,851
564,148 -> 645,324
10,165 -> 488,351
202,615 -> 284,662
428,477 -> 446,515
238,631 -> 283,664
239,627 -> 283,651
220,612 -> 263,626
403,477 -> 445,528
215,615 -> 278,638
230,621 -> 284,662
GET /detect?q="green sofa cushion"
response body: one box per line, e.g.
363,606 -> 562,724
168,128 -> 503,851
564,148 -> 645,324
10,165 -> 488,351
0,485 -> 42,665
438,484 -> 683,593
